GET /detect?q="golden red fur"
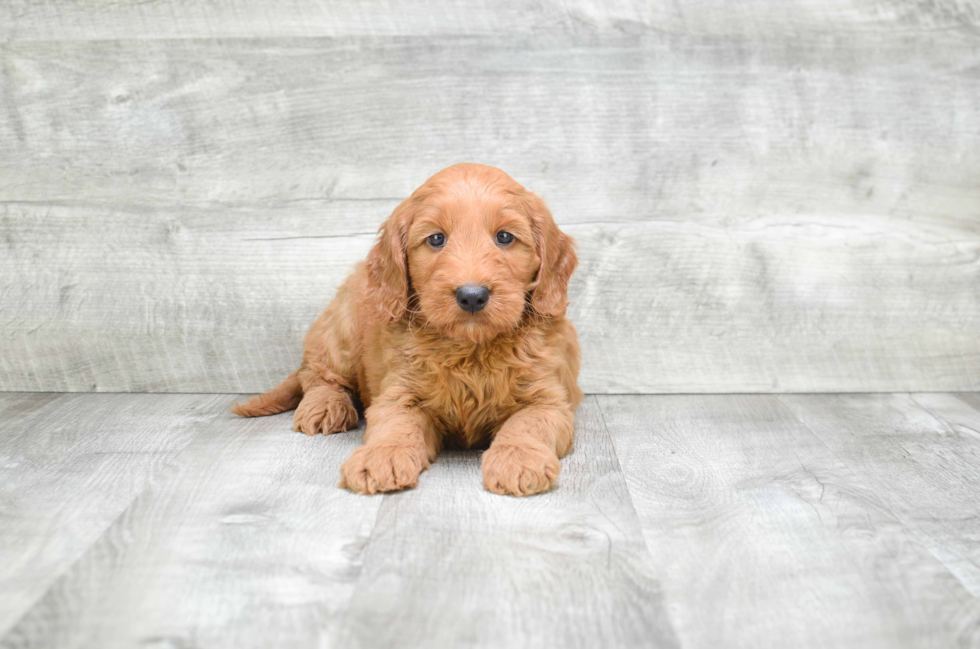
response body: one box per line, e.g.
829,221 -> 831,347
233,164 -> 582,496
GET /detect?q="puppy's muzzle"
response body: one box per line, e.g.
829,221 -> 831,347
456,284 -> 490,313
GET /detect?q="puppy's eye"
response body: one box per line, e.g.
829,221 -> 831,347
427,233 -> 446,248
495,231 -> 514,245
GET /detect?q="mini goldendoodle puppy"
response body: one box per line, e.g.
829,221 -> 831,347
233,163 -> 581,496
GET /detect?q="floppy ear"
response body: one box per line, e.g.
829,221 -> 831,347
365,198 -> 414,323
524,192 -> 578,318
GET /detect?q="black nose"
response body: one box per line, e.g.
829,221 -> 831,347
455,284 -> 490,313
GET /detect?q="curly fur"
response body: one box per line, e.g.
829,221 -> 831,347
233,163 -> 582,496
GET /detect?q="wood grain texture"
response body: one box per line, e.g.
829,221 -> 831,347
0,392 -> 227,637
2,0 -> 977,40
597,394 -> 980,648
334,396 -> 678,649
3,393 -> 980,647
0,407 -> 383,649
2,14 -> 980,393
779,392 -> 980,599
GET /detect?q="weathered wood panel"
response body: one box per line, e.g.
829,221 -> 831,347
0,202 -> 374,392
597,393 -> 980,648
1,0 -> 977,40
3,203 -> 978,393
0,407 -> 384,649
2,393 -> 980,646
779,392 -> 980,598
0,392 -> 227,636
0,398 -> 677,649
2,27 -> 979,393
333,396 -> 677,649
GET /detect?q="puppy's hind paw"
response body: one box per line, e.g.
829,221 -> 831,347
293,386 -> 358,435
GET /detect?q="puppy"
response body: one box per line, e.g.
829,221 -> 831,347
233,163 -> 582,496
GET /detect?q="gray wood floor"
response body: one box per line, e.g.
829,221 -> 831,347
1,393 -> 979,648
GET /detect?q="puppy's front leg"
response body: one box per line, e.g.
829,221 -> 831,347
339,395 -> 440,494
482,405 -> 575,497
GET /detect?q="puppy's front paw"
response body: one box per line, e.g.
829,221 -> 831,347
482,439 -> 560,497
339,444 -> 426,495
293,386 -> 358,435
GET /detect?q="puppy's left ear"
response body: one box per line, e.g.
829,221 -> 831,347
524,192 -> 578,318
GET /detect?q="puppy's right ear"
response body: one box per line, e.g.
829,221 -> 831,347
365,198 -> 413,323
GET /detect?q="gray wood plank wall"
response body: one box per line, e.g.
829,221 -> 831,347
2,1 -> 979,393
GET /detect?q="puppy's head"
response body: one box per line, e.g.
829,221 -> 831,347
366,164 -> 577,343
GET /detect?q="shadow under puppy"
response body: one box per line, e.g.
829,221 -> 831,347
234,163 -> 582,496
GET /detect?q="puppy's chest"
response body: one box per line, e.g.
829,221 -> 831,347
415,355 -> 527,444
